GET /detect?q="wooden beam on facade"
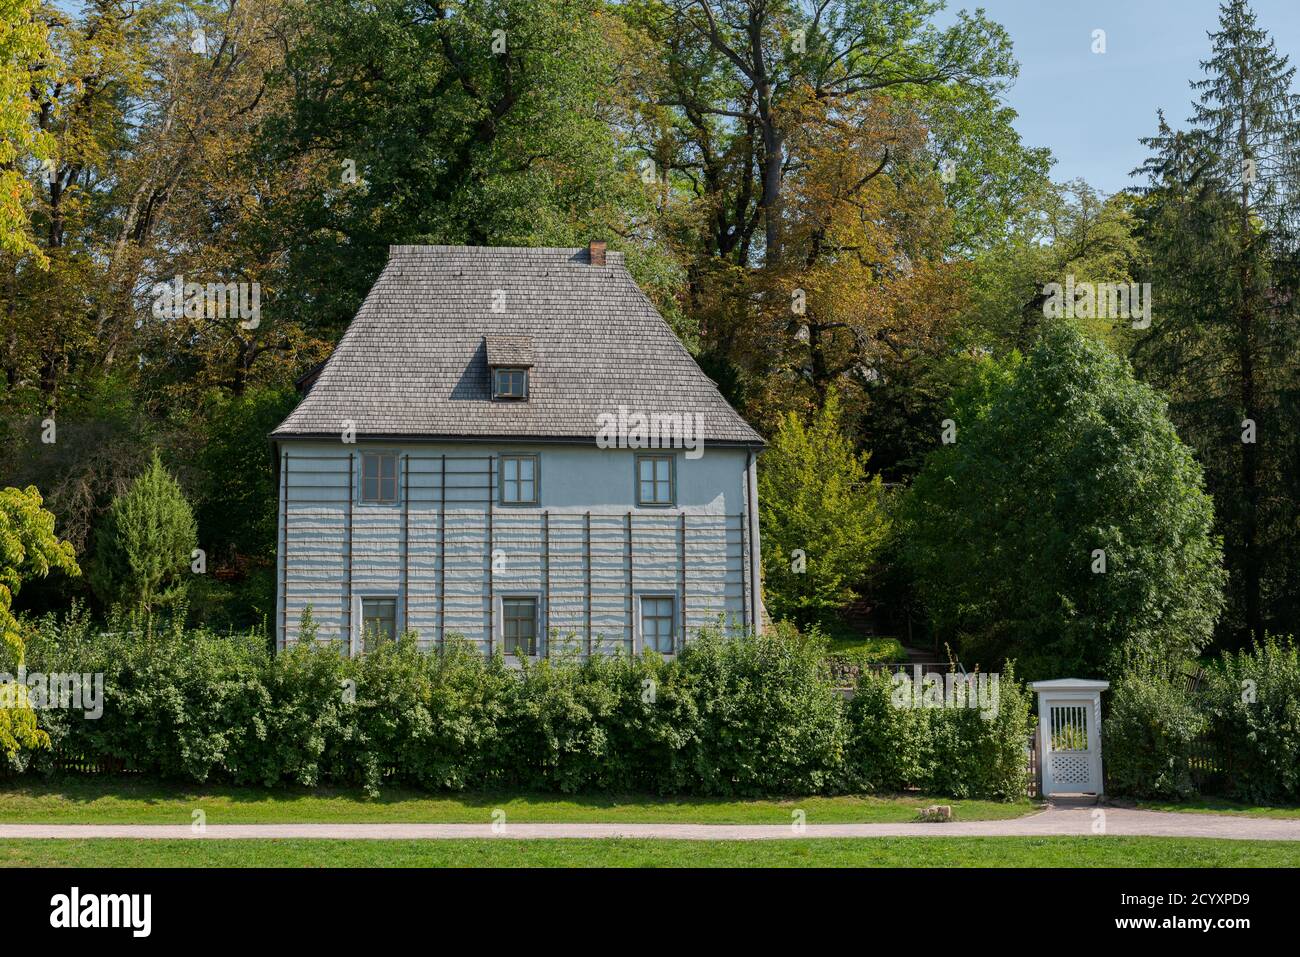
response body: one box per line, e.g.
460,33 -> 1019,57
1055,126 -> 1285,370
438,454 -> 446,653
679,511 -> 687,653
542,511 -> 551,657
625,511 -> 634,655
584,511 -> 592,657
280,451 -> 289,648
346,452 -> 354,653
487,455 -> 495,656
402,453 -> 409,634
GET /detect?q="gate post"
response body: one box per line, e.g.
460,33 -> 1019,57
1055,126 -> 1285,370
1029,679 -> 1110,797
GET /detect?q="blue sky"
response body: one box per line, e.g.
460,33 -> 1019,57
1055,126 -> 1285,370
937,0 -> 1300,195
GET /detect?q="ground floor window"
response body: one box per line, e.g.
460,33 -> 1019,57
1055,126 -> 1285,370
503,596 -> 538,656
640,595 -> 676,654
361,597 -> 397,651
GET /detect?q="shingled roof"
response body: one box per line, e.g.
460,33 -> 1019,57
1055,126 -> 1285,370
272,245 -> 764,446
484,334 -> 534,368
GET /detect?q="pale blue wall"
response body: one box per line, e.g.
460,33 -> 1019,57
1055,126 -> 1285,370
274,440 -> 759,656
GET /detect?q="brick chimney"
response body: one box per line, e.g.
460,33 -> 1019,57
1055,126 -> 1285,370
588,240 -> 607,266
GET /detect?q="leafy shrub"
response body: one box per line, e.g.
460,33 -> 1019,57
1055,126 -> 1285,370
675,622 -> 847,796
844,669 -> 929,792
1104,668 -> 1205,800
1201,636 -> 1300,804
26,608 -> 270,782
846,661 -> 1031,799
21,611 -> 1027,800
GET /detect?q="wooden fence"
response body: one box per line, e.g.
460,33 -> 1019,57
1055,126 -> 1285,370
1026,726 -> 1042,798
46,753 -> 139,776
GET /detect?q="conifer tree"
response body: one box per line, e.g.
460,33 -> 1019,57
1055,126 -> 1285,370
91,453 -> 198,615
1134,0 -> 1300,642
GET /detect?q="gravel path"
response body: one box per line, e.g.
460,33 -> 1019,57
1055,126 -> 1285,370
2,803 -> 1297,841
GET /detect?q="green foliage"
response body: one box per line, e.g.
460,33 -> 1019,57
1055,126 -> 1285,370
1103,637 -> 1300,803
20,614 -> 1030,800
0,0 -> 55,262
673,622 -> 847,796
962,181 -> 1145,356
845,660 -> 1031,800
0,485 -> 78,764
90,453 -> 198,615
196,387 -> 298,563
758,392 -> 890,627
1202,636 -> 1300,804
0,485 -> 79,660
272,0 -> 643,335
1105,668 -> 1206,800
187,567 -> 277,634
1132,0 -> 1300,645
902,324 -> 1226,680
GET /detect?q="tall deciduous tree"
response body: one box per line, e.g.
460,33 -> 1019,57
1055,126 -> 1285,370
623,0 -> 1043,269
0,485 -> 76,759
902,324 -> 1226,681
0,484 -> 78,661
0,0 -> 55,262
758,390 -> 890,627
269,0 -> 648,336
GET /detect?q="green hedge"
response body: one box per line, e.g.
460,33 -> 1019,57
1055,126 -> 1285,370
1103,668 -> 1205,800
845,661 -> 1032,799
1201,637 -> 1300,804
16,611 -> 1031,799
1104,637 -> 1300,804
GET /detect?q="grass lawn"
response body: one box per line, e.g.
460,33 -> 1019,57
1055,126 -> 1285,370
0,836 -> 1294,867
1135,796 -> 1300,819
0,780 -> 1038,825
824,632 -> 907,664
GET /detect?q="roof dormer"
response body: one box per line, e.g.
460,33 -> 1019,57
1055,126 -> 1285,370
486,334 -> 533,401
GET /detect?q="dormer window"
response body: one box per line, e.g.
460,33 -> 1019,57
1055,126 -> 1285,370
493,367 -> 528,399
485,334 -> 534,402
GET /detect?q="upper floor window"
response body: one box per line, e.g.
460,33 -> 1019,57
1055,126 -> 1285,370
500,454 -> 538,505
493,367 -> 529,400
637,454 -> 674,506
361,452 -> 398,503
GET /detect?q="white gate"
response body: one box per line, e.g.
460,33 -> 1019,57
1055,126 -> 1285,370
1030,679 -> 1109,796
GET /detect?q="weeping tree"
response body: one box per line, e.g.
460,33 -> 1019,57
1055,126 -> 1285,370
91,453 -> 197,615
